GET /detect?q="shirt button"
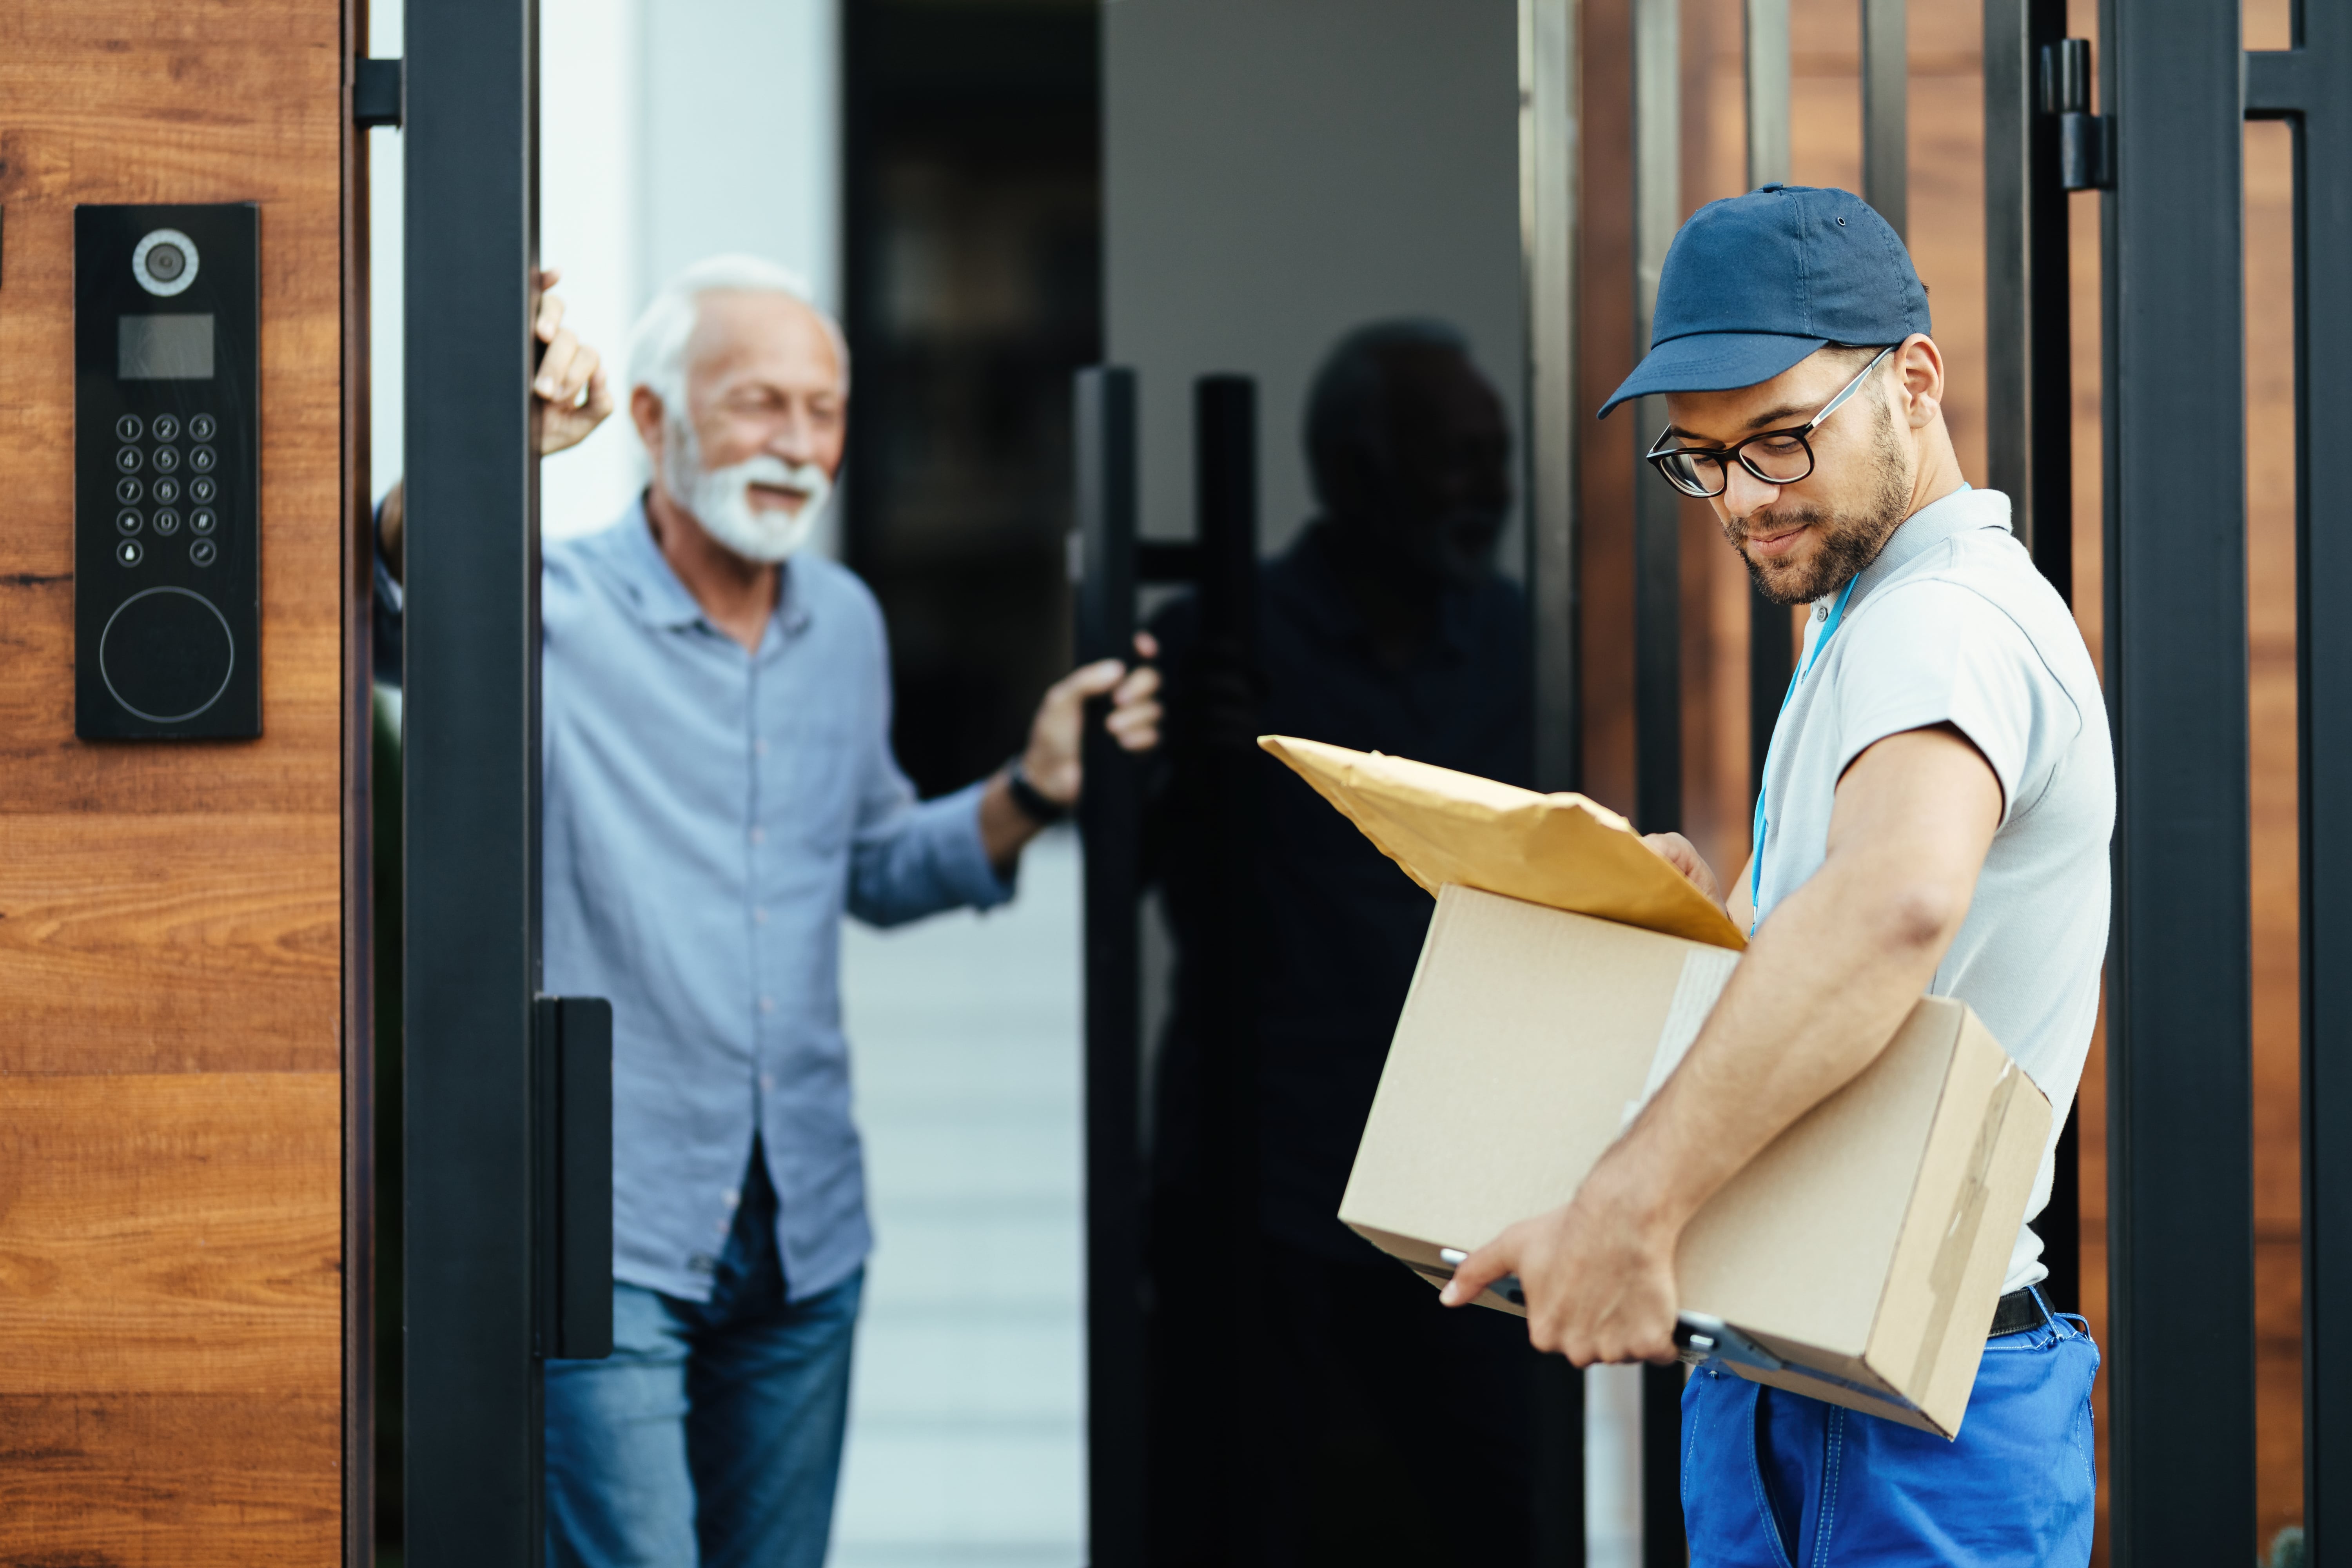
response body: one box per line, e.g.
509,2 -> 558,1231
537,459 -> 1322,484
759,996 -> 776,1014
754,739 -> 769,757
753,907 -> 769,925
749,826 -> 766,844
760,1072 -> 776,1092
722,1188 -> 739,1208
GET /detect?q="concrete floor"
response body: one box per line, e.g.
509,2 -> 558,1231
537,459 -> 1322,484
829,828 -> 1642,1567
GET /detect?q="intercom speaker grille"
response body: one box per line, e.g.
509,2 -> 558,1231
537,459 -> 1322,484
99,586 -> 236,723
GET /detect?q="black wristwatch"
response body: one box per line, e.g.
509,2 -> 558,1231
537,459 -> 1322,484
1005,757 -> 1069,825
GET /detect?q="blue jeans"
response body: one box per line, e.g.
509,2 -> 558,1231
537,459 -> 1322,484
544,1143 -> 861,1568
1681,1294 -> 2099,1566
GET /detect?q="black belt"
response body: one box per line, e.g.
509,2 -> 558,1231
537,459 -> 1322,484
1989,1287 -> 2051,1338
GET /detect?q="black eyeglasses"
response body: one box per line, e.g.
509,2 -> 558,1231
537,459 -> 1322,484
1644,344 -> 1898,499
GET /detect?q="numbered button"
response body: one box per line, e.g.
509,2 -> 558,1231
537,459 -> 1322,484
115,414 -> 143,442
153,508 -> 181,536
115,446 -> 142,474
188,445 -> 216,474
115,477 -> 143,505
116,538 -> 145,567
189,538 -> 218,568
189,476 -> 217,505
189,507 -> 218,536
189,414 -> 217,441
150,414 -> 181,442
153,477 -> 180,505
116,508 -> 143,536
152,446 -> 180,473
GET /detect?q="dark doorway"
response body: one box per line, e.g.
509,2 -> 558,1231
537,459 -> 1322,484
841,0 -> 1101,798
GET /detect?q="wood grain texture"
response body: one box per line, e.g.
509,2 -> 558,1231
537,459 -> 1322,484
0,0 -> 348,1558
0,1393 -> 338,1566
0,1074 -> 339,1396
0,815 -> 339,1075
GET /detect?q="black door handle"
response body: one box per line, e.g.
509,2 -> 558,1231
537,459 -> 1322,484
534,995 -> 613,1359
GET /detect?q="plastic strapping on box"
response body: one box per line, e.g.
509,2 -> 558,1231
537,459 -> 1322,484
1905,1060 -> 2022,1397
1621,946 -> 1742,1129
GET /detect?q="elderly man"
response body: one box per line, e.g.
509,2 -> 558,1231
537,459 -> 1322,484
378,257 -> 1160,1568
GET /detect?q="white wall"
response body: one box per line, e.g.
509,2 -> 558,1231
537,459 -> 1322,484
1104,0 -> 1526,562
369,0 -> 840,545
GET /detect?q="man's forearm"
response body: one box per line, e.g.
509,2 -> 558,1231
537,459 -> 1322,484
1594,844 -> 1962,1235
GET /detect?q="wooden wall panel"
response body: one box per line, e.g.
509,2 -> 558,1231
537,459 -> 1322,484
0,1 -> 350,1563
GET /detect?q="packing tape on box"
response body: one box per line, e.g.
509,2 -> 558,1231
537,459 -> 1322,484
1621,945 -> 1742,1129
1906,1059 -> 2023,1395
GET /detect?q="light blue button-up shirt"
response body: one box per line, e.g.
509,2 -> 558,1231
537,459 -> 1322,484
507,502 -> 1012,1302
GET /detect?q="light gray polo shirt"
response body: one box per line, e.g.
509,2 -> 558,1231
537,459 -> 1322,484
1751,485 -> 2114,1293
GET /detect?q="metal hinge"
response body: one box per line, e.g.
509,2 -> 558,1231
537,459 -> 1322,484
354,56 -> 405,130
2040,39 -> 2114,191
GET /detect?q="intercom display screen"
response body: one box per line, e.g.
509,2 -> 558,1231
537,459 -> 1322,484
118,314 -> 216,379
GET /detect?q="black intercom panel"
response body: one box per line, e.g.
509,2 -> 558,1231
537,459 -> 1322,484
75,204 -> 261,739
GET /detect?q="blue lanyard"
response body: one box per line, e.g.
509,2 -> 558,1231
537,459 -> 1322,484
1748,574 -> 1859,932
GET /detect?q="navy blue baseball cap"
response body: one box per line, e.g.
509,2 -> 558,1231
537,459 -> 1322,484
1599,184 -> 1930,418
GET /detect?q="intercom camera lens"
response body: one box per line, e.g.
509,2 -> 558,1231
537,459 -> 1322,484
151,415 -> 181,442
116,478 -> 143,504
189,539 -> 217,568
190,446 -> 216,474
190,508 -> 218,535
154,478 -> 180,504
116,539 -> 144,567
115,415 -> 143,442
190,477 -> 217,504
131,228 -> 201,298
115,446 -> 141,473
154,509 -> 181,536
116,509 -> 143,535
190,415 -> 216,441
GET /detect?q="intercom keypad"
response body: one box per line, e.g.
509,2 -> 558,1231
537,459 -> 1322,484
75,204 -> 260,738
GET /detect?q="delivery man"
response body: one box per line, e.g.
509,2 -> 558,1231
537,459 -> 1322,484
1443,184 -> 2113,1564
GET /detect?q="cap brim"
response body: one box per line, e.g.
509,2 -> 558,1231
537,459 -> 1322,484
1597,332 -> 1829,419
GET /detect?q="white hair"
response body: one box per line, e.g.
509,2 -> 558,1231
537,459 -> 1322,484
626,254 -> 850,416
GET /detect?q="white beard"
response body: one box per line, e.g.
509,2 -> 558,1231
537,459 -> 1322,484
663,419 -> 832,563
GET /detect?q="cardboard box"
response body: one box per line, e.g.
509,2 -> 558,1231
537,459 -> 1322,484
1261,737 -> 2053,1439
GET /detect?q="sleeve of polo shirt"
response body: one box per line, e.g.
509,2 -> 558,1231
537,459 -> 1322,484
1828,580 -> 2067,826
842,640 -> 1016,927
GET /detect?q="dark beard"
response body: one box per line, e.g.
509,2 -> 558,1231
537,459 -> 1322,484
1729,401 -> 1913,606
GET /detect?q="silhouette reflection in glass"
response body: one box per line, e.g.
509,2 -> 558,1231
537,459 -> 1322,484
1144,321 -> 1536,1563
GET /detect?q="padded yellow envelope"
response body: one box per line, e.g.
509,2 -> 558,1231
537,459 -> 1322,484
1257,735 -> 1746,952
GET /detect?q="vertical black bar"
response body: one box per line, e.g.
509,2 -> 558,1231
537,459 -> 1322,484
1188,375 -> 1262,1542
2023,18 -> 2076,605
1985,0 -> 2081,1314
1076,366 -> 1145,1567
2098,2 -> 2254,1562
403,0 -> 542,1559
1632,427 -> 1682,837
548,997 -> 614,1361
2258,7 -> 2352,1554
